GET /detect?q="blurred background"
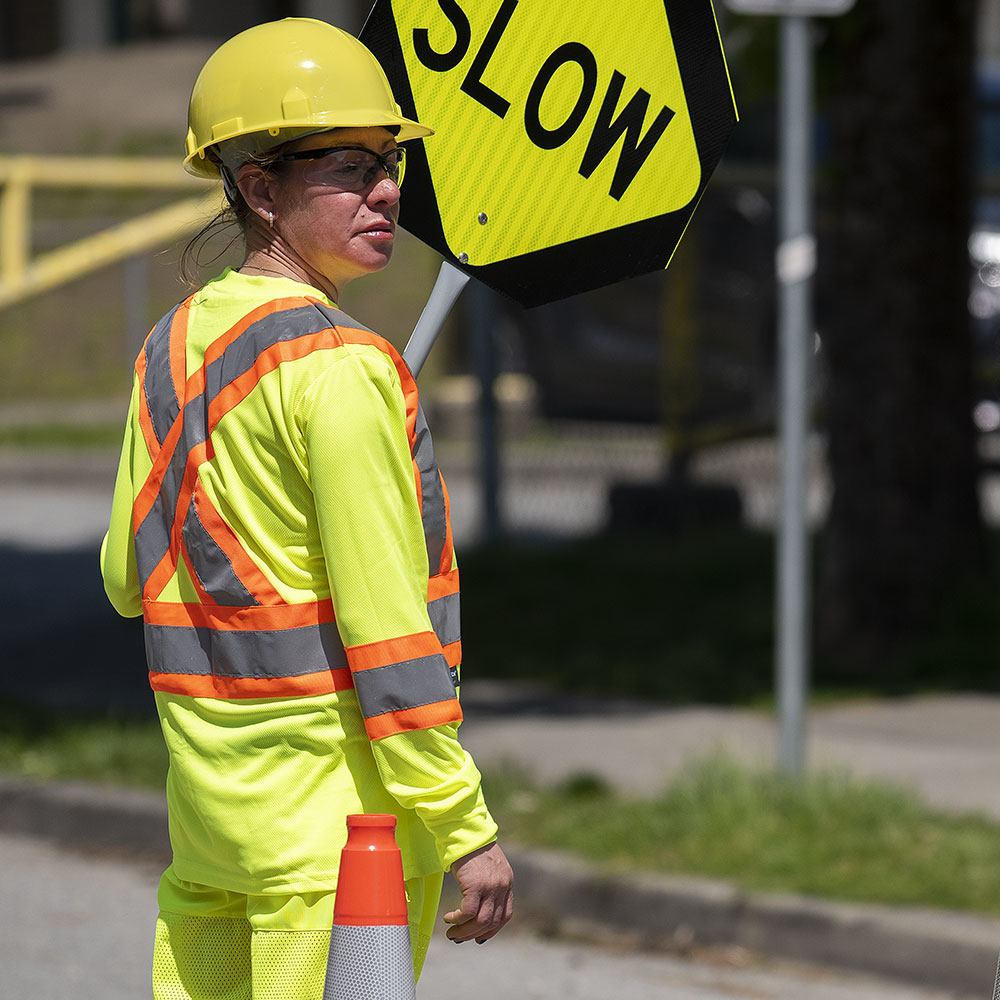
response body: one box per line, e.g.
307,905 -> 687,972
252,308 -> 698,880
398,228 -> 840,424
1,0 -> 999,716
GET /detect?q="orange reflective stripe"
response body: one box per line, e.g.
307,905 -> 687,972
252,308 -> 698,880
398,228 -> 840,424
149,667 -> 354,700
134,297 -> 311,534
208,328 -> 351,431
134,333 -> 159,458
201,296 -> 324,369
442,640 -> 462,668
133,400 -> 188,532
136,298 -> 191,457
345,631 -> 441,672
427,567 -> 460,601
142,546 -> 178,604
364,699 -> 463,741
205,310 -> 404,439
139,435 -> 210,602
143,598 -> 335,630
438,474 -> 455,576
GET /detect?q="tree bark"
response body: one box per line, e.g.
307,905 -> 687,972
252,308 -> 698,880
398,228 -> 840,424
818,0 -> 986,672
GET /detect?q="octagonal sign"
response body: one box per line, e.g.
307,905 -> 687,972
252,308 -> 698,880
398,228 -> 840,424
361,0 -> 738,307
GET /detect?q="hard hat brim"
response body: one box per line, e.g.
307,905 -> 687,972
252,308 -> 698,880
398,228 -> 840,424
185,114 -> 433,179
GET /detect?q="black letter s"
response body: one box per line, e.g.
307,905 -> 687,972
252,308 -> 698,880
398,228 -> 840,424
413,0 -> 472,72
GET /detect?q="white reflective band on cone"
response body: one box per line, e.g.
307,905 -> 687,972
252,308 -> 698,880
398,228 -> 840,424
323,925 -> 416,1000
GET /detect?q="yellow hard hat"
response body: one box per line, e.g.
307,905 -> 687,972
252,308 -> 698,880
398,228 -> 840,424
184,17 -> 433,179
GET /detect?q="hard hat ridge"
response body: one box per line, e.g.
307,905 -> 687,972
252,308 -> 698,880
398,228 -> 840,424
184,17 -> 433,180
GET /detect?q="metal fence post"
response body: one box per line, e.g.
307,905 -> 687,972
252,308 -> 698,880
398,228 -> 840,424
0,160 -> 31,286
469,280 -> 502,543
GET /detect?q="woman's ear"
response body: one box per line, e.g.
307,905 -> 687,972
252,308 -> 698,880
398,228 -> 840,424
236,165 -> 278,227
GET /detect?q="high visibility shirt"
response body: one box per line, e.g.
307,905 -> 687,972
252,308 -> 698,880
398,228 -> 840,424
101,268 -> 496,894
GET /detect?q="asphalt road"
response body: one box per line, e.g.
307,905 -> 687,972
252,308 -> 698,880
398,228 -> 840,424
0,832 -> 977,1000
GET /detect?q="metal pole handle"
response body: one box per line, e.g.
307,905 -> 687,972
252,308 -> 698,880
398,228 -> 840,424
403,259 -> 470,376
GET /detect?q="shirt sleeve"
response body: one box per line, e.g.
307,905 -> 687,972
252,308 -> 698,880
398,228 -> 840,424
371,725 -> 499,870
298,345 -> 497,868
101,377 -> 143,619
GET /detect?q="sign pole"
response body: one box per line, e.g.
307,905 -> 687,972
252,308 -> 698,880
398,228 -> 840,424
404,259 -> 470,376
775,14 -> 814,776
469,280 -> 502,542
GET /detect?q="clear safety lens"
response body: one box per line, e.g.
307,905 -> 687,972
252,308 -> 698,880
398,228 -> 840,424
278,145 -> 405,191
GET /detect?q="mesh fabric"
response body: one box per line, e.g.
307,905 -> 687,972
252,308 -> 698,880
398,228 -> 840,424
153,913 -> 250,1000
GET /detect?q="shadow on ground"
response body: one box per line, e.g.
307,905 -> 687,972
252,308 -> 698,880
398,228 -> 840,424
0,544 -> 150,715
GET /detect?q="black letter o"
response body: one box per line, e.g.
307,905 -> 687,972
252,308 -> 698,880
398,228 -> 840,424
524,43 -> 598,150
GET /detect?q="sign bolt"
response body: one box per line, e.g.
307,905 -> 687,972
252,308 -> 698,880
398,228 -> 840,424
478,212 -> 488,225
458,252 -> 469,264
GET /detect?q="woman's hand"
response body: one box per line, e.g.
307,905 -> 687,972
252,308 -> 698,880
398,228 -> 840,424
443,841 -> 514,944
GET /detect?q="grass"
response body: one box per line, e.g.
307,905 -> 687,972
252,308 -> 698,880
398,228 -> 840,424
0,423 -> 125,448
0,698 -> 167,790
483,756 -> 1000,915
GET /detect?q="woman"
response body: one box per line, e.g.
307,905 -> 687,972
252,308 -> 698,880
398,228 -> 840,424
101,18 -> 512,1000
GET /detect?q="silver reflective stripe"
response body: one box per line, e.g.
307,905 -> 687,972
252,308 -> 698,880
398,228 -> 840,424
142,305 -> 181,447
428,590 -> 460,647
201,304 -> 338,406
134,495 -> 172,589
413,407 -> 447,572
144,620 -> 347,677
352,655 -> 457,718
134,392 -> 210,592
181,499 -> 256,606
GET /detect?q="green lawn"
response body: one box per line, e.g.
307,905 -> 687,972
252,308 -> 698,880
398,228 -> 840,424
485,757 -> 1000,915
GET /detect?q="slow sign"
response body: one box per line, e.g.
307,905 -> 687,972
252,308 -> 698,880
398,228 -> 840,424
362,0 -> 737,307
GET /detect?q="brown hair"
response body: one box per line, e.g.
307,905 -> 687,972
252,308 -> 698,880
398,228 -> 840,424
178,148 -> 282,288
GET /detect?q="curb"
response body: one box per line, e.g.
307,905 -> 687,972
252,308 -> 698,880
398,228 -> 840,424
2,775 -> 998,995
508,848 -> 1000,995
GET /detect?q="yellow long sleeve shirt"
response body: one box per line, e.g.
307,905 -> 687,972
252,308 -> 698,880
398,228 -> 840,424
101,268 -> 496,894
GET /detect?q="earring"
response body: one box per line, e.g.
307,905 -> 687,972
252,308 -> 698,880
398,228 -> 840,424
268,211 -> 274,230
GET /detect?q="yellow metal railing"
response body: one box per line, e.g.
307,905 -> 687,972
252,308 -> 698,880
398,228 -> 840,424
0,155 -> 220,309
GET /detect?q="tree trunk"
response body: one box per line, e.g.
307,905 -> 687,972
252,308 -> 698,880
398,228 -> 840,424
818,0 -> 986,673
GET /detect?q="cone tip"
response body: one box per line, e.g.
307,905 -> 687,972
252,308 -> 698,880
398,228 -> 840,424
346,813 -> 397,829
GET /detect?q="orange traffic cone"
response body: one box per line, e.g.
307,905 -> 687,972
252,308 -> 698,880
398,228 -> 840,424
322,814 -> 416,1000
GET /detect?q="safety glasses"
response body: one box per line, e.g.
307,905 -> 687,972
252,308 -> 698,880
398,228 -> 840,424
272,144 -> 405,191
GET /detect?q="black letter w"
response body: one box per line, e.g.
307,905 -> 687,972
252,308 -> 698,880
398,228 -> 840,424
579,71 -> 674,201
